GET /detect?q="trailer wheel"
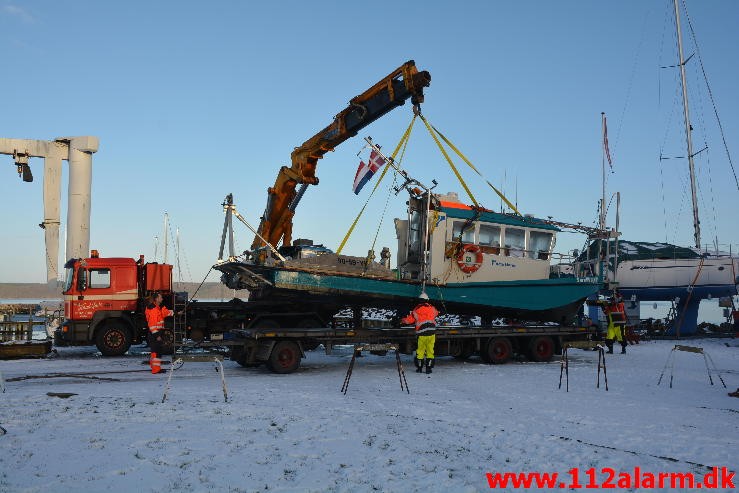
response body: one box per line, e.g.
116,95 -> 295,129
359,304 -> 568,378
159,329 -> 174,355
450,340 -> 474,360
528,336 -> 555,362
267,341 -> 301,374
95,321 -> 132,356
234,348 -> 261,368
484,337 -> 513,364
189,327 -> 205,343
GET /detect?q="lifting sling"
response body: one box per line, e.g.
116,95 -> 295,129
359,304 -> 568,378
336,115 -> 417,254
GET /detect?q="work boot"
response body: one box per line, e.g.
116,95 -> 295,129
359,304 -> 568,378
620,343 -> 627,354
605,340 -> 614,354
425,358 -> 434,374
415,358 -> 424,373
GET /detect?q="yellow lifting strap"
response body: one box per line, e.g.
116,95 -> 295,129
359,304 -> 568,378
422,115 -> 522,216
336,115 -> 416,254
419,114 -> 479,208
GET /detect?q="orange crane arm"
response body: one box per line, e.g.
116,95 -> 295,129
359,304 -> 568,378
252,60 -> 431,250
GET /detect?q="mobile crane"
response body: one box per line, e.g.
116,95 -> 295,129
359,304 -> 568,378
253,60 -> 430,250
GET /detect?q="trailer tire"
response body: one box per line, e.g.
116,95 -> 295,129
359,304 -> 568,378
189,327 -> 205,343
484,337 -> 513,364
95,321 -> 132,356
159,329 -> 174,355
528,336 -> 555,362
267,341 -> 301,374
234,349 -> 261,368
450,339 -> 474,360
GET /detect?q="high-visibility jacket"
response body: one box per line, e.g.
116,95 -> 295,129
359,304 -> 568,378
402,302 -> 439,333
145,304 -> 173,334
603,302 -> 626,326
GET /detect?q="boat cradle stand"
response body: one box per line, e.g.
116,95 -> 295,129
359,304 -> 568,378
559,341 -> 609,392
341,343 -> 410,395
657,345 -> 727,389
161,354 -> 229,403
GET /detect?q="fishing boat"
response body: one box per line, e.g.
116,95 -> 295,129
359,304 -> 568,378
215,141 -> 602,325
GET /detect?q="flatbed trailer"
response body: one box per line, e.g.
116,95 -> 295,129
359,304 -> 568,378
223,323 -> 595,373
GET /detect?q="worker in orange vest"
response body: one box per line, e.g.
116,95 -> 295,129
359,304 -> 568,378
402,293 -> 439,374
145,292 -> 174,374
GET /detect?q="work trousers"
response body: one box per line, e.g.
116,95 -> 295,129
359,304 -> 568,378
606,323 -> 625,342
148,331 -> 165,355
416,334 -> 436,359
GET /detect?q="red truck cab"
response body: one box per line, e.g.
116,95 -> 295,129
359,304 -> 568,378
56,251 -> 173,356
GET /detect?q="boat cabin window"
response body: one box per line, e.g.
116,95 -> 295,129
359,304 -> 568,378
478,224 -> 501,247
452,221 -> 475,243
89,269 -> 111,289
529,231 -> 553,260
505,228 -> 525,257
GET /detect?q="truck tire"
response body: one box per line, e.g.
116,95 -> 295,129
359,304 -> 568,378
267,341 -> 301,374
528,336 -> 555,362
484,337 -> 513,364
95,321 -> 132,356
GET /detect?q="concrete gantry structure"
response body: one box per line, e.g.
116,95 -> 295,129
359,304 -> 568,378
1,136 -> 99,283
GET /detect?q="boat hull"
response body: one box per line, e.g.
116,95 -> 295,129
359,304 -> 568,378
216,262 -> 601,324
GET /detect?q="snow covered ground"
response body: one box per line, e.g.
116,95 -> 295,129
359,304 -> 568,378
1,338 -> 737,492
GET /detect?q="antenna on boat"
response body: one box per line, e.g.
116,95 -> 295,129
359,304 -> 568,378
363,136 -> 436,293
673,0 -> 701,249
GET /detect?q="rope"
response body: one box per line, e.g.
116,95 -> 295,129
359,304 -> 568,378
425,118 -> 521,215
336,115 -> 417,254
673,255 -> 705,336
368,125 -> 414,255
419,114 -> 479,208
189,266 -> 214,302
681,0 -> 739,192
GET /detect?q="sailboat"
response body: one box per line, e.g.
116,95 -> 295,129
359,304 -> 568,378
577,0 -> 739,335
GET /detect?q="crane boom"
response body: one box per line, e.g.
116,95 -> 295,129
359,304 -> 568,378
252,60 -> 431,250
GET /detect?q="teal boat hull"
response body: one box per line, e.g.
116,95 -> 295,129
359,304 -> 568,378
216,262 -> 601,324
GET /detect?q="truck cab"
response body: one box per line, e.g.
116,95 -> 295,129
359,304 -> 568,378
56,251 -> 173,356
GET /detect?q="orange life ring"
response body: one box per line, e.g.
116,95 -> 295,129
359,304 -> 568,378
456,244 -> 483,274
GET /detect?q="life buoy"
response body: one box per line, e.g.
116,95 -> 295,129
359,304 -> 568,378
456,244 -> 483,274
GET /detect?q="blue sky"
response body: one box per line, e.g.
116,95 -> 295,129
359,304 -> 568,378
1,0 -> 738,284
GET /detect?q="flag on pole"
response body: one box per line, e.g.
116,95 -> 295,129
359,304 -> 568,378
603,115 -> 613,168
352,149 -> 386,194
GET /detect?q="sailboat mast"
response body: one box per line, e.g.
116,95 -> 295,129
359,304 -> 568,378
673,0 -> 701,249
600,112 -> 606,231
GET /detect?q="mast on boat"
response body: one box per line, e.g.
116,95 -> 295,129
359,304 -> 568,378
673,0 -> 701,250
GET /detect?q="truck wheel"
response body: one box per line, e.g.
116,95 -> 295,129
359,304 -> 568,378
528,336 -> 555,362
485,337 -> 513,364
267,341 -> 301,374
95,322 -> 132,356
